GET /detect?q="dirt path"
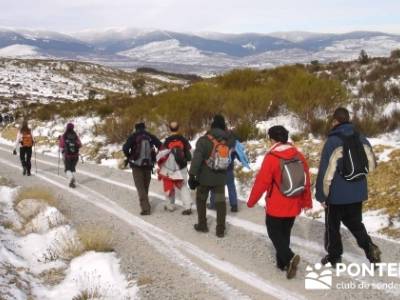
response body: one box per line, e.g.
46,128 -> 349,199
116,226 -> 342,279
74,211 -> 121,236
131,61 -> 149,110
0,144 -> 399,300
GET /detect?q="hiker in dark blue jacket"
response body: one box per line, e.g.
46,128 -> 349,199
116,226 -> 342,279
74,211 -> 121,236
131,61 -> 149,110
315,107 -> 380,266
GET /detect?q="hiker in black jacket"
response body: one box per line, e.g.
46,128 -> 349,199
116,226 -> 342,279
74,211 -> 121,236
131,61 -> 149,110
123,122 -> 161,215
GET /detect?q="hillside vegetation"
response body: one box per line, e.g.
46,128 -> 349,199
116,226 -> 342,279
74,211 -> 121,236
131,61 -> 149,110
14,50 -> 400,143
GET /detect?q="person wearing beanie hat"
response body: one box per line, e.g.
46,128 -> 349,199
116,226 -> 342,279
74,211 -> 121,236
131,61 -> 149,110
59,122 -> 82,188
211,114 -> 227,131
123,121 -> 162,216
247,125 -> 312,279
189,114 -> 235,238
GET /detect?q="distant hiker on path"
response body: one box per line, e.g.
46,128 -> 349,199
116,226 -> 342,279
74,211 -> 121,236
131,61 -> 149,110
157,121 -> 193,215
13,120 -> 35,176
315,107 -> 380,267
247,125 -> 312,279
189,114 -> 234,237
59,123 -> 82,188
123,122 -> 161,215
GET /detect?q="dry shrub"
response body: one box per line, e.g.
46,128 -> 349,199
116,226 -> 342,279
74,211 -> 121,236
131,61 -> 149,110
1,126 -> 18,142
39,268 -> 66,285
15,187 -> 58,208
77,226 -> 114,253
72,288 -> 103,300
41,231 -> 85,262
365,149 -> 400,217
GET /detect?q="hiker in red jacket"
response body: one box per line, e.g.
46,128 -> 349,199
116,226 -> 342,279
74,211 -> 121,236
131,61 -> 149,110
247,125 -> 312,279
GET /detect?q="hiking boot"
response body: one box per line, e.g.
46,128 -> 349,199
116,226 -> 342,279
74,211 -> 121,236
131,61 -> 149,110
231,205 -> 238,212
140,210 -> 151,216
27,169 -> 31,176
286,254 -> 300,279
207,203 -> 216,210
216,225 -> 225,238
69,178 -> 76,188
22,167 -> 27,176
164,204 -> 176,212
321,255 -> 342,267
194,223 -> 209,233
181,209 -> 192,215
367,243 -> 382,264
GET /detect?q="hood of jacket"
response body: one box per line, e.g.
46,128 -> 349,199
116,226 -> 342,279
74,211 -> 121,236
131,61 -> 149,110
328,122 -> 355,137
269,143 -> 300,160
208,128 -> 228,141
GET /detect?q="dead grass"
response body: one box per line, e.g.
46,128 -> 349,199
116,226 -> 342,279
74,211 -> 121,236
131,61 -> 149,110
0,126 -> 18,142
379,227 -> 400,240
137,276 -> 154,286
38,268 -> 66,285
0,219 -> 16,231
15,187 -> 58,209
0,176 -> 15,187
72,288 -> 103,300
364,149 -> 400,217
77,226 -> 114,253
41,232 -> 85,262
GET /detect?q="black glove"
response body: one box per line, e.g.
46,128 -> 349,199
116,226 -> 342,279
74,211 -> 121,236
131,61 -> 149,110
188,175 -> 199,190
12,149 -> 17,155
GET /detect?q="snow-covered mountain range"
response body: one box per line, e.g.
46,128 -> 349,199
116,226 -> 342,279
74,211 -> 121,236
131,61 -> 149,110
1,27 -> 400,74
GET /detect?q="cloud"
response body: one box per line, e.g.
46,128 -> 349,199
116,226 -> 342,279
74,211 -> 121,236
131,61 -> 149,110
1,0 -> 400,33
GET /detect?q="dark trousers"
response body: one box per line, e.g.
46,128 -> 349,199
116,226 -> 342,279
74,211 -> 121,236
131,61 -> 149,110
196,185 -> 226,230
20,147 -> 32,171
325,202 -> 372,260
64,157 -> 79,172
266,214 -> 295,270
209,168 -> 238,208
132,167 -> 152,213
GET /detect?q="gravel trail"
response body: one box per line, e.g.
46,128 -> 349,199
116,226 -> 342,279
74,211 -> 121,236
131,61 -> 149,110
0,144 -> 399,300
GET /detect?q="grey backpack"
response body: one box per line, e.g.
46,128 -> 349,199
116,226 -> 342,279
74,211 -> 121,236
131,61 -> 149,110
130,133 -> 154,167
274,154 -> 306,197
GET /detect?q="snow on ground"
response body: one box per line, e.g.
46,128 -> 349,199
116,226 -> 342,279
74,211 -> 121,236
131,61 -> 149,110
256,113 -> 304,136
369,129 -> 400,162
0,44 -> 39,58
0,59 -> 170,111
0,184 -> 138,300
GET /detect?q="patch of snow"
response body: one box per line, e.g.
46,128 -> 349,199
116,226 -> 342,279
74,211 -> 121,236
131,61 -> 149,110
0,184 -> 139,300
256,113 -> 304,136
0,44 -> 39,58
37,251 -> 138,300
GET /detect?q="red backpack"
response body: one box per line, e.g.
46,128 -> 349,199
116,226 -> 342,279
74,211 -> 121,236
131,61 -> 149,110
168,139 -> 187,169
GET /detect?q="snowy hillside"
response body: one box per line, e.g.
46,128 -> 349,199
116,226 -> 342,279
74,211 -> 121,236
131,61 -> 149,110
2,28 -> 400,74
0,58 -> 187,112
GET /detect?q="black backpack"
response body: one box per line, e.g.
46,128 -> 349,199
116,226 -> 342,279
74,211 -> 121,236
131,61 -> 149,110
337,132 -> 369,181
130,133 -> 155,167
65,133 -> 79,155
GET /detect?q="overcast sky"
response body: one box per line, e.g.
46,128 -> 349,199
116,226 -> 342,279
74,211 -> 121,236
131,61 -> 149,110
1,0 -> 400,34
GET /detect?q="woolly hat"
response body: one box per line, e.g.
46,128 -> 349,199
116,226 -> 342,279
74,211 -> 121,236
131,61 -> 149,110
268,125 -> 289,143
66,123 -> 74,130
135,122 -> 146,131
211,114 -> 226,130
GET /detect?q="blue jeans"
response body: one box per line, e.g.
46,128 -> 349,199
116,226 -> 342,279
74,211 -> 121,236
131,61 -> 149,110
209,168 -> 238,208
